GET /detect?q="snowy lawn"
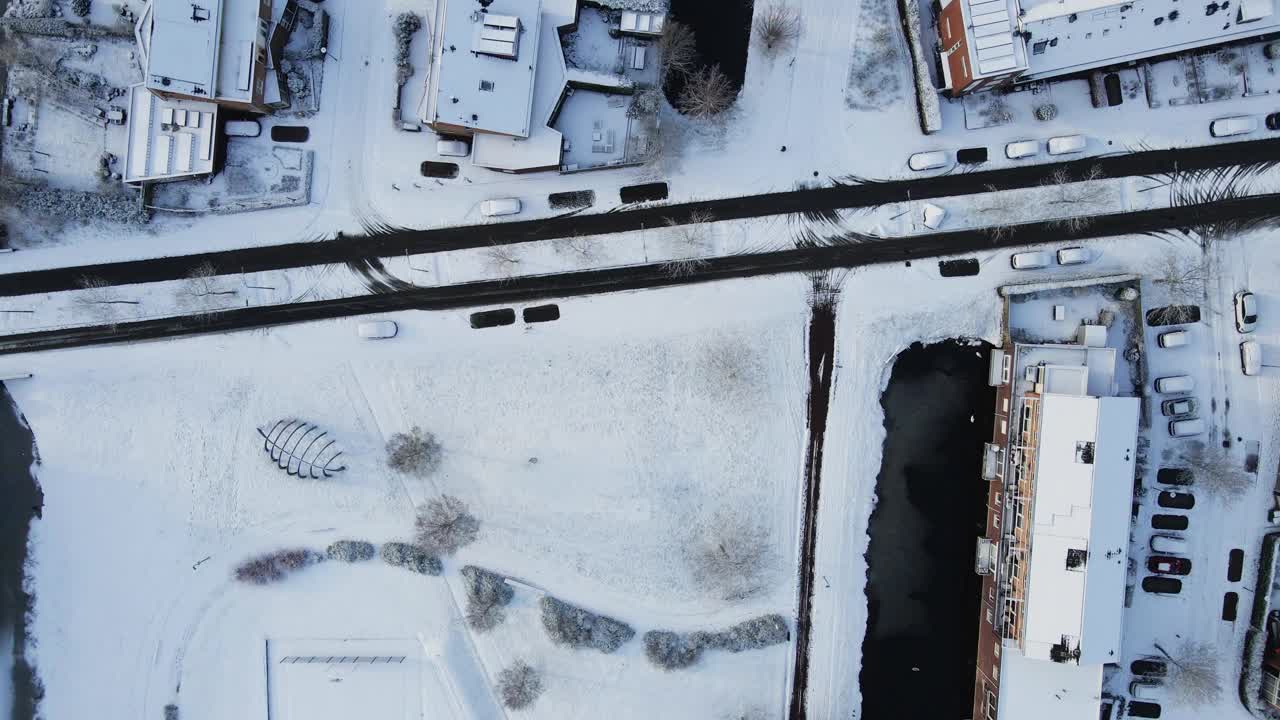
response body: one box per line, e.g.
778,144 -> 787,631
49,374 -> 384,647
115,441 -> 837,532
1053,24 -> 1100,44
3,275 -> 811,719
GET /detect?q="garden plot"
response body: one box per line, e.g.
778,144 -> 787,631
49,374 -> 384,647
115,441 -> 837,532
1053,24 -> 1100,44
4,275 -> 811,720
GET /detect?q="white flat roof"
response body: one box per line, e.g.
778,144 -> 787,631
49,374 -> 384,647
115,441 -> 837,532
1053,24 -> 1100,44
997,648 -> 1104,720
214,0 -> 262,102
1020,0 -> 1280,80
124,84 -> 218,184
429,0 -> 543,138
147,0 -> 224,99
1022,394 -> 1139,664
1014,343 -> 1117,398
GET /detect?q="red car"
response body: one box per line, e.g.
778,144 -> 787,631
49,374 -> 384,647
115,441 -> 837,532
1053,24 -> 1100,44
1148,555 -> 1192,575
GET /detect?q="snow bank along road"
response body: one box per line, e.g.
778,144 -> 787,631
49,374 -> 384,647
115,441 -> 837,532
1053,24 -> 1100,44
6,136 -> 1280,295
1,191 -> 1277,355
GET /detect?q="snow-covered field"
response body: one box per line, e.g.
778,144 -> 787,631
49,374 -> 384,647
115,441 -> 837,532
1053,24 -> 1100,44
1,276 -> 811,720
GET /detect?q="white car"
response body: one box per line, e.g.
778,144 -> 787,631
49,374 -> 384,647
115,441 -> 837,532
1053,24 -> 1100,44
1150,534 -> 1188,553
1154,375 -> 1194,394
480,198 -> 522,217
1056,247 -> 1091,265
1047,135 -> 1087,155
1157,330 -> 1189,349
921,203 -> 947,230
1242,340 -> 1262,376
436,139 -> 471,157
357,320 -> 398,339
1005,140 -> 1040,159
1211,115 -> 1258,137
1010,251 -> 1052,270
908,150 -> 949,171
1169,418 -> 1205,437
1235,291 -> 1258,333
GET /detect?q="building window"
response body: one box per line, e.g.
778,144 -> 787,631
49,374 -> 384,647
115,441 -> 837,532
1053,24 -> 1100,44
1032,40 -> 1048,54
1066,548 -> 1088,571
479,80 -> 495,92
1075,441 -> 1095,464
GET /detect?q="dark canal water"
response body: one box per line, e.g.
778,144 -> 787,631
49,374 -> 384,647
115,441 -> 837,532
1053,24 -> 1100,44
1,384 -> 41,720
665,0 -> 753,103
860,341 -> 994,720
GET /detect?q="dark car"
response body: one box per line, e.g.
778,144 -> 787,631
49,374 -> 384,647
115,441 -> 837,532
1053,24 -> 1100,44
1147,555 -> 1192,575
1143,576 -> 1183,595
1158,491 -> 1195,510
1268,112 -> 1280,131
1156,468 -> 1193,486
1128,700 -> 1163,718
1131,658 -> 1168,677
1151,514 -> 1189,530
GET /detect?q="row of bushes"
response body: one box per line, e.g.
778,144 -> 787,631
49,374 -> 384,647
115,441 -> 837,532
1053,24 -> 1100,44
644,614 -> 790,670
234,539 -> 443,584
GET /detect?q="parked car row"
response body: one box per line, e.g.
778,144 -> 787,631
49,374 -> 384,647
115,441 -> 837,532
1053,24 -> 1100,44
1152,312 -> 1205,438
1009,246 -> 1094,270
906,134 -> 1087,171
1235,290 -> 1263,376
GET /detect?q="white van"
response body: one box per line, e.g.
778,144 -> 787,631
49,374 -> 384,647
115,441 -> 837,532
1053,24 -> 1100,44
1150,534 -> 1188,554
1047,135 -> 1087,155
224,120 -> 261,137
1130,680 -> 1162,701
1056,247 -> 1091,265
1158,330 -> 1189,348
1211,115 -> 1258,137
1005,140 -> 1040,159
1169,418 -> 1205,437
1011,251 -> 1053,270
480,198 -> 522,217
1242,340 -> 1262,376
1154,375 -> 1194,394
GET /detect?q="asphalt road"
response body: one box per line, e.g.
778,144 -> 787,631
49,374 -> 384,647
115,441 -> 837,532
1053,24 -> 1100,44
2,192 -> 1277,355
5,136 -> 1280,296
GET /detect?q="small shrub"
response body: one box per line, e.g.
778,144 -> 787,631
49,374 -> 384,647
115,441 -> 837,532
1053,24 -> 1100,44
644,630 -> 704,670
380,542 -> 443,575
1035,103 -> 1058,122
415,495 -> 479,555
386,427 -> 443,476
326,540 -> 376,562
540,596 -> 635,653
461,566 -> 514,632
233,549 -> 323,585
71,0 -> 90,17
163,704 -> 179,720
497,659 -> 544,710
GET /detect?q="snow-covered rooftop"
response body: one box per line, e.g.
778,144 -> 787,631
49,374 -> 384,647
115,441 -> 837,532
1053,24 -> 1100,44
996,649 -> 1105,720
959,0 -> 1028,77
1013,343 -> 1117,398
144,0 -> 265,104
124,84 -> 218,184
1021,393 -> 1138,664
146,0 -> 223,99
427,0 -> 545,138
1020,0 -> 1280,81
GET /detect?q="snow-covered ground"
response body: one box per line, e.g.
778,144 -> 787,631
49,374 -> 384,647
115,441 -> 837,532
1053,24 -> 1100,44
0,275 -> 810,720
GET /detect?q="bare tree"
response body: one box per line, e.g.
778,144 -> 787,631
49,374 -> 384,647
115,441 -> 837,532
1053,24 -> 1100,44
1041,165 -> 1108,233
386,427 -> 443,476
415,495 -> 479,555
665,210 -> 716,252
1155,639 -> 1222,707
1175,441 -> 1252,502
659,20 -> 698,81
1150,250 -> 1210,325
73,275 -> 138,328
184,262 -> 238,298
497,660 -> 544,709
678,66 -> 736,119
482,244 -> 521,276
554,233 -> 601,263
753,3 -> 802,55
684,508 -> 773,601
661,256 -> 711,278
